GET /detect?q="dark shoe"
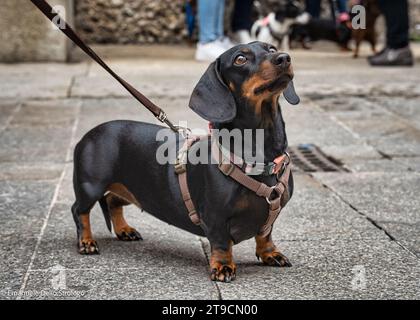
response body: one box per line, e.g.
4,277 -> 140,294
368,47 -> 414,66
368,47 -> 387,60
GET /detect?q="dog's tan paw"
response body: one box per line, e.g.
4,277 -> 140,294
210,246 -> 236,282
210,262 -> 237,283
256,250 -> 292,267
78,239 -> 99,255
116,227 -> 143,241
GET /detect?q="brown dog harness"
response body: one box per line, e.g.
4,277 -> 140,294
175,135 -> 291,237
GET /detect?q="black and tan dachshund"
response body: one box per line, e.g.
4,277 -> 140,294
72,41 -> 300,282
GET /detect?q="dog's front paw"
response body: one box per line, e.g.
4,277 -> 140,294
78,239 -> 99,255
210,262 -> 236,283
209,246 -> 236,282
256,251 -> 292,267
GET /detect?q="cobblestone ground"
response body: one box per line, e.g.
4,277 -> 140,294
0,44 -> 419,299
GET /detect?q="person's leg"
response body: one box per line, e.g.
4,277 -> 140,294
232,0 -> 254,32
196,0 -> 226,61
378,0 -> 409,49
198,0 -> 220,43
305,0 -> 322,18
336,0 -> 348,13
231,0 -> 253,43
369,0 -> 413,66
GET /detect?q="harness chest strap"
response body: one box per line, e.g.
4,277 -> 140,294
176,137 -> 291,237
175,135 -> 208,225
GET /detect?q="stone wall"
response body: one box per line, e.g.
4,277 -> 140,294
0,0 -> 74,62
75,0 -> 187,44
75,0 -> 420,44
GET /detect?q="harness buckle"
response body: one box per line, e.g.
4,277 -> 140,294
174,162 -> 186,174
276,152 -> 291,180
218,163 -> 235,176
265,162 -> 276,176
175,146 -> 188,175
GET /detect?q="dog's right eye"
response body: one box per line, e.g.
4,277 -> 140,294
234,55 -> 247,66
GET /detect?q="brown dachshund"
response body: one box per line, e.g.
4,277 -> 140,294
352,0 -> 381,58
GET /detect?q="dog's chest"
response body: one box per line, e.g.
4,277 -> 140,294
228,191 -> 269,244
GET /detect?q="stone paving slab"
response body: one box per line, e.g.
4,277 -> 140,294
0,63 -> 89,100
292,52 -> 420,98
0,101 -> 18,131
394,157 -> 420,172
379,222 -> 420,257
276,174 -> 385,241
72,60 -> 207,99
283,99 -> 363,147
0,180 -> 57,298
0,99 -> 80,163
312,96 -> 420,157
343,158 -> 413,173
0,162 -> 63,181
23,268 -> 218,300
211,238 -> 420,300
313,172 -> 420,256
75,97 -> 207,144
372,97 -> 420,131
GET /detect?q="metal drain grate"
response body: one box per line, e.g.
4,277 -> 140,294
288,144 -> 347,172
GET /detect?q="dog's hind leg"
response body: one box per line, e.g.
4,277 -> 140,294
368,34 -> 377,54
103,192 -> 143,241
255,233 -> 292,267
353,40 -> 361,58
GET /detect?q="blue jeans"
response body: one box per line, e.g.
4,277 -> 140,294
198,0 -> 225,44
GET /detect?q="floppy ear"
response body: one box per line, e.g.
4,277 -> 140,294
283,81 -> 300,105
189,59 -> 237,123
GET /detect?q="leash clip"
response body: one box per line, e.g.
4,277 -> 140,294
158,112 -> 191,137
157,111 -> 167,122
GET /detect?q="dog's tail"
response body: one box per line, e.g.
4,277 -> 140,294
98,196 -> 112,233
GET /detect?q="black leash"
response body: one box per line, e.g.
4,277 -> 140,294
30,0 -> 180,132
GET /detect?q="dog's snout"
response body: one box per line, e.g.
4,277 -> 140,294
273,53 -> 291,68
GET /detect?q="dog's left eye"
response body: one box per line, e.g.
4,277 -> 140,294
234,55 -> 247,66
269,47 -> 277,53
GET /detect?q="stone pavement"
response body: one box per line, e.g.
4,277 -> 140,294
0,43 -> 419,300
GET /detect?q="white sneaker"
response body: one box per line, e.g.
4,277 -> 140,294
232,30 -> 253,44
218,37 -> 236,49
195,41 -> 226,62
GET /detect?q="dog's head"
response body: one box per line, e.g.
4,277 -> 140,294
275,0 -> 304,22
189,41 -> 299,124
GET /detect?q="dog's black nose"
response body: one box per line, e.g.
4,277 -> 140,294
273,53 -> 291,68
